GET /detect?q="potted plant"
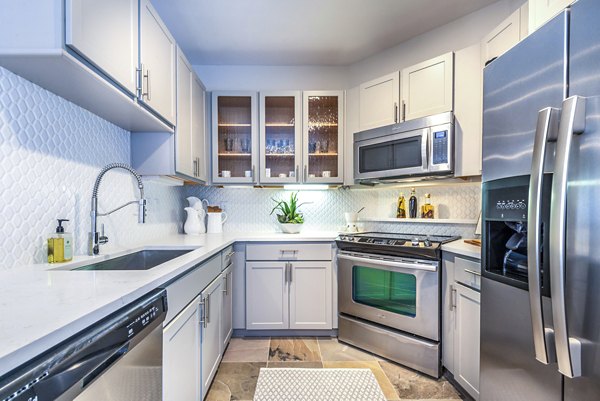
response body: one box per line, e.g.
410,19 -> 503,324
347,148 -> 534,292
270,192 -> 305,234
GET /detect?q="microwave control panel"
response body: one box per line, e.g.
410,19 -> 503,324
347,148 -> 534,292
432,130 -> 449,165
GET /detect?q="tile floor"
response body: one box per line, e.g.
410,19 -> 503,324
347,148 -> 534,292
206,337 -> 464,401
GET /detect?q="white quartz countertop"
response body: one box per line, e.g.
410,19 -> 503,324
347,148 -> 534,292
442,239 -> 482,260
0,231 -> 338,377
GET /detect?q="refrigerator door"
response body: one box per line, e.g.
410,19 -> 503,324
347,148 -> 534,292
480,278 -> 562,401
481,12 -> 567,183
560,0 -> 600,398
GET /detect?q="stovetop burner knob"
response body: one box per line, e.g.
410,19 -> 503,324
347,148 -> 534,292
424,238 -> 432,247
411,238 -> 420,247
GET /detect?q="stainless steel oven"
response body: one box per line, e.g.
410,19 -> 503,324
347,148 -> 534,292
354,112 -> 453,181
338,251 -> 439,341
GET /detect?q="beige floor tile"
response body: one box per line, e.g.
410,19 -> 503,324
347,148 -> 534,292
222,337 -> 270,362
269,337 -> 321,362
318,337 -> 379,362
378,361 -> 462,400
323,361 -> 400,400
205,362 -> 266,401
267,361 -> 324,368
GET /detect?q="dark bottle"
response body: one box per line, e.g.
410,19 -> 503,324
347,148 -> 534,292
409,187 -> 418,218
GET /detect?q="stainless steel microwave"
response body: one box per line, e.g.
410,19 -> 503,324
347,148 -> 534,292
354,112 -> 454,181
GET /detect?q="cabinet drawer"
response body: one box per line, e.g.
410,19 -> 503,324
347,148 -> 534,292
246,243 -> 332,261
455,256 -> 481,291
221,245 -> 234,269
164,254 -> 221,324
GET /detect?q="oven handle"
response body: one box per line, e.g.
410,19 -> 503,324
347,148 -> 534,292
338,253 -> 437,272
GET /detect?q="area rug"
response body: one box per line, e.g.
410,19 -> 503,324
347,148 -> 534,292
253,368 -> 387,401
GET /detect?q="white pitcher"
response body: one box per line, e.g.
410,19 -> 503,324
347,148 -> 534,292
184,207 -> 205,235
207,212 -> 227,233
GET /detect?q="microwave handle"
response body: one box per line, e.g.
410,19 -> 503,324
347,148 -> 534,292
421,129 -> 429,172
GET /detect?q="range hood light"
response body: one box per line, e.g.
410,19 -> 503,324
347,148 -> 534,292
283,184 -> 329,191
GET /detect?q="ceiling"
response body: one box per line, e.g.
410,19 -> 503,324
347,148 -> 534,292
152,0 -> 498,66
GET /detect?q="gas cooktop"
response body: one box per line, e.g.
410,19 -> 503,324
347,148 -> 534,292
336,232 -> 460,260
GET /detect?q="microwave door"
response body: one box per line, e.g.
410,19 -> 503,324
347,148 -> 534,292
355,128 -> 428,180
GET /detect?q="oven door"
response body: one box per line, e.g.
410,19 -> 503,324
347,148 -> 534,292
354,128 -> 429,180
338,252 -> 439,341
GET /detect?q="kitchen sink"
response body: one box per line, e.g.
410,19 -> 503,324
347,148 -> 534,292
70,249 -> 195,271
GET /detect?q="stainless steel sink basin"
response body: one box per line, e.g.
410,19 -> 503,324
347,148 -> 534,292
72,249 -> 194,271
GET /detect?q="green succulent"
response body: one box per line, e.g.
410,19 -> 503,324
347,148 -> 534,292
270,192 -> 306,224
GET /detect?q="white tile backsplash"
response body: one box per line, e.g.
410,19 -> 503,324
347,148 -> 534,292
0,67 -> 183,269
186,182 -> 481,238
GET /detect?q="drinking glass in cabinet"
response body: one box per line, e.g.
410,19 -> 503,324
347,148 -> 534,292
217,96 -> 253,178
264,96 -> 297,178
307,95 -> 339,178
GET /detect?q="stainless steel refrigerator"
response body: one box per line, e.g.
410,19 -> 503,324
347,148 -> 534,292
481,0 -> 600,400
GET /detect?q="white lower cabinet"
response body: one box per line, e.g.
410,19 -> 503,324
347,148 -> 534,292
245,243 -> 334,331
163,294 -> 202,401
442,252 -> 481,400
201,275 -> 224,396
221,264 -> 233,350
246,262 -> 289,330
289,262 -> 333,330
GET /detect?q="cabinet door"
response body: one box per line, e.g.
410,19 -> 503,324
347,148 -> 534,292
176,48 -> 194,177
140,0 -> 176,124
454,44 -> 482,177
163,294 -> 201,401
192,76 -> 207,182
65,0 -> 138,96
221,265 -> 233,352
246,262 -> 288,330
201,277 -> 223,396
454,283 -> 481,400
401,52 -> 453,121
359,72 -> 400,131
211,92 -> 259,184
259,91 -> 302,184
481,8 -> 521,66
529,0 -> 573,32
289,261 -> 332,330
441,254 -> 456,373
303,91 -> 344,184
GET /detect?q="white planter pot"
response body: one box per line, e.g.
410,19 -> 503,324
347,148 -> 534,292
279,223 -> 303,234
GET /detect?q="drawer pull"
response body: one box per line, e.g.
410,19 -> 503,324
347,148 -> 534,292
225,251 -> 235,259
464,268 -> 481,277
280,249 -> 298,255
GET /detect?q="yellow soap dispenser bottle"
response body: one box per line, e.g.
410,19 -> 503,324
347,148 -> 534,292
48,219 -> 72,263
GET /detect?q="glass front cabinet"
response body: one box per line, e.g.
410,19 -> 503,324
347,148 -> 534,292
211,92 -> 259,184
302,91 -> 344,184
259,92 -> 302,184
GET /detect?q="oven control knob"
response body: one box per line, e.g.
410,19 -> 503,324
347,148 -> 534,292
424,238 -> 432,247
411,238 -> 420,247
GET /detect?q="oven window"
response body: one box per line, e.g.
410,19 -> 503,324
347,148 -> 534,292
352,265 -> 417,317
359,136 -> 422,173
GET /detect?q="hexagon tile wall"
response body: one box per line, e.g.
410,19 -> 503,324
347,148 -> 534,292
0,67 -> 183,269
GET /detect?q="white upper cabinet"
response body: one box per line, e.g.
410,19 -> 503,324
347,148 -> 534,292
303,91 -> 344,184
401,52 -> 454,121
65,0 -> 138,96
192,76 -> 208,182
259,91 -> 303,184
482,6 -> 528,66
529,0 -> 574,33
359,72 -> 400,131
176,49 -> 194,177
211,92 -> 259,184
140,0 -> 176,125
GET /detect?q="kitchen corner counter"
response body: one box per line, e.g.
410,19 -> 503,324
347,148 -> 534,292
0,231 -> 338,378
442,239 -> 481,260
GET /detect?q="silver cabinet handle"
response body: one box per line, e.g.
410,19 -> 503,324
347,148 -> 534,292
280,249 -> 298,256
303,165 -> 308,182
464,268 -> 481,277
394,102 -> 398,123
289,262 -> 293,282
193,159 -> 198,177
199,298 -> 207,328
251,165 -> 255,182
145,68 -> 151,101
528,107 -> 559,365
449,284 -> 457,311
284,263 -> 289,283
205,293 -> 210,325
296,165 -> 299,183
222,272 -> 228,294
226,251 -> 235,259
401,100 -> 406,121
550,96 -> 586,378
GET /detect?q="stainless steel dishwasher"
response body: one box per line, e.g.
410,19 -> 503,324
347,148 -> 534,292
0,289 -> 167,401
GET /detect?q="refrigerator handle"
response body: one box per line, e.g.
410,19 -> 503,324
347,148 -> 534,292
550,96 -> 586,378
527,107 -> 559,365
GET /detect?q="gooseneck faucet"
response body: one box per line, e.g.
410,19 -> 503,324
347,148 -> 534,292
89,163 -> 147,255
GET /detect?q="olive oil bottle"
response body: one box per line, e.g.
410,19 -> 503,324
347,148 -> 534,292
408,188 -> 418,218
396,193 -> 407,218
421,193 -> 434,219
